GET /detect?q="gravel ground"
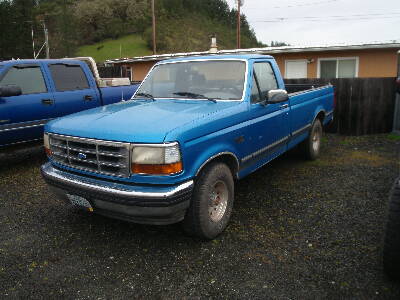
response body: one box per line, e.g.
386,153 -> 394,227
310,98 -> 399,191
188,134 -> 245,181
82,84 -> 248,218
0,134 -> 399,299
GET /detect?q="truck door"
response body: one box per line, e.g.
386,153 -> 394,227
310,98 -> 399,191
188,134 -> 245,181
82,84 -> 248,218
243,61 -> 290,168
0,63 -> 55,146
46,63 -> 100,118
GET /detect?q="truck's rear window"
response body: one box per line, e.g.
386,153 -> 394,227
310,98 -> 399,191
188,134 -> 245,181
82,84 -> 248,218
135,60 -> 246,100
49,64 -> 90,92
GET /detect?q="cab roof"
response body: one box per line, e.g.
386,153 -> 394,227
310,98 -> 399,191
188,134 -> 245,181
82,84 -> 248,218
161,54 -> 274,64
0,59 -> 83,66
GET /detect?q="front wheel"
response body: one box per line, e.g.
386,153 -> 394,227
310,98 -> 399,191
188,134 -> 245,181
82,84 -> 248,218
183,162 -> 234,240
301,119 -> 322,160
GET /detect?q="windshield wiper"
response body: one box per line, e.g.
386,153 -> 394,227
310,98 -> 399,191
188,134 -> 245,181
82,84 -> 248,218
134,92 -> 156,101
173,92 -> 218,103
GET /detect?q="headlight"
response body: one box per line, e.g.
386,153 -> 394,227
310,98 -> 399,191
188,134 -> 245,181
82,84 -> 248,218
131,143 -> 182,175
44,133 -> 52,156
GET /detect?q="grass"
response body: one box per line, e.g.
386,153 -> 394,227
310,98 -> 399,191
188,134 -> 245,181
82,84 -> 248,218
75,34 -> 152,63
387,133 -> 400,141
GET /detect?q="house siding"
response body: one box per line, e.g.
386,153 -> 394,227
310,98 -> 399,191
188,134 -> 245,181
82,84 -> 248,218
122,48 -> 399,81
273,48 -> 398,78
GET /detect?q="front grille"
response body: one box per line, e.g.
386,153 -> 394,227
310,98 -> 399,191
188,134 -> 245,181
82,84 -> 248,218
49,134 -> 130,177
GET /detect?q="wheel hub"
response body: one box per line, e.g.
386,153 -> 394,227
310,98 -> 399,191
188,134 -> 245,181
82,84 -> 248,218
208,181 -> 228,223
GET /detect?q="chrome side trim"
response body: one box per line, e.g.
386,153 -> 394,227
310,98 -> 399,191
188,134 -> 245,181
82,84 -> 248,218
195,151 -> 240,177
241,135 -> 290,163
292,123 -> 311,137
41,163 -> 194,200
0,119 -> 52,133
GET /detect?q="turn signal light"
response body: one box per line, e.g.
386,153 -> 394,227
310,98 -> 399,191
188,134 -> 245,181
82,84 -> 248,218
131,162 -> 183,175
45,147 -> 52,156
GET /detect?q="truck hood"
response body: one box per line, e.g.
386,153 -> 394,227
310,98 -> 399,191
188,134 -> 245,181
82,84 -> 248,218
46,99 -> 241,143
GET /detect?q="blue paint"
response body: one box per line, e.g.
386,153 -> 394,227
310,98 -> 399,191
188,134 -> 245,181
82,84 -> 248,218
44,54 -> 334,187
0,59 -> 139,147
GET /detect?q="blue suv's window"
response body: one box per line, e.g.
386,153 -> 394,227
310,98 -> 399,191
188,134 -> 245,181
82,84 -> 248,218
0,65 -> 47,95
49,64 -> 89,92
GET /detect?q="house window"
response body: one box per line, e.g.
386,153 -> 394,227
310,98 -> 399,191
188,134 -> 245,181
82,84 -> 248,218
319,58 -> 358,79
285,60 -> 308,79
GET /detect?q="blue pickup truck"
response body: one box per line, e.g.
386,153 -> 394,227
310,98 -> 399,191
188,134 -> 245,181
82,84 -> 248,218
0,58 -> 139,147
41,54 -> 334,239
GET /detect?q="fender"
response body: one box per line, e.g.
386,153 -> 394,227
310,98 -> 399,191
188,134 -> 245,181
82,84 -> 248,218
312,106 -> 326,125
195,151 -> 240,178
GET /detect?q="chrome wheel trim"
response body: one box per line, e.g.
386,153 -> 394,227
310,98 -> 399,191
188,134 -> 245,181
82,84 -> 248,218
208,180 -> 229,223
312,128 -> 321,152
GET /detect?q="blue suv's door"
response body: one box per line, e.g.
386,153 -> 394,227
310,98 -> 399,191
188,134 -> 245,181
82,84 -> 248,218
0,63 -> 55,146
45,63 -> 100,118
241,60 -> 290,171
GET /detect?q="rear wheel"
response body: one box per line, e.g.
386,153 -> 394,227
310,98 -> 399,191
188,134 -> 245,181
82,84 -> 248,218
301,118 -> 322,160
383,177 -> 400,278
183,162 -> 234,240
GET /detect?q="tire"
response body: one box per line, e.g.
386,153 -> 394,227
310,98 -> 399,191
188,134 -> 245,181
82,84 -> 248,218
183,162 -> 234,240
383,177 -> 400,279
301,118 -> 323,160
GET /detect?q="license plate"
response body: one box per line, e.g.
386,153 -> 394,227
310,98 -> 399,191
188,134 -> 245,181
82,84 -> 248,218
66,194 -> 93,211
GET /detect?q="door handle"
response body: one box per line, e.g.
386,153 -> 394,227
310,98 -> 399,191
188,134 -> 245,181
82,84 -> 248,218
84,95 -> 93,101
41,98 -> 53,105
280,104 -> 289,109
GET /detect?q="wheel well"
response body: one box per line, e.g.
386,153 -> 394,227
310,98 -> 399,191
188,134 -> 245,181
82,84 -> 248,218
196,153 -> 239,179
315,111 -> 325,123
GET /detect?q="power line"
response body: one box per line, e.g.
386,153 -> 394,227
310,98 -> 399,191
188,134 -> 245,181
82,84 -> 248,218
245,0 -> 340,10
251,13 -> 400,23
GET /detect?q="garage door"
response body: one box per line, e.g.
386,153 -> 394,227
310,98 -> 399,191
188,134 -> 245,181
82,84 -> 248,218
285,60 -> 307,79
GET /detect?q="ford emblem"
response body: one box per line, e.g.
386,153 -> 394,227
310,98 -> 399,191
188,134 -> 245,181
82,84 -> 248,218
78,152 -> 87,160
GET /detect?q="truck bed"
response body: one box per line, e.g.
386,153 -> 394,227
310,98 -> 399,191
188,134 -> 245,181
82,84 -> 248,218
285,83 -> 331,95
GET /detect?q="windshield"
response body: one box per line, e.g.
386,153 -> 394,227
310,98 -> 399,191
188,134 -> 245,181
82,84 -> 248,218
135,60 -> 246,100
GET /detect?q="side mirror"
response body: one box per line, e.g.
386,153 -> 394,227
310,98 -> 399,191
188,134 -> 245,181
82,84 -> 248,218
0,85 -> 22,97
267,89 -> 289,104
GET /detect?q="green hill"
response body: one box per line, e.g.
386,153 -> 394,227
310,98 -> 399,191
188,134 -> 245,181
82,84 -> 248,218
1,0 -> 265,60
76,35 -> 152,62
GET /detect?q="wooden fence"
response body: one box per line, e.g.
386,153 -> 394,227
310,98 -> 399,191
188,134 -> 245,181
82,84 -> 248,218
284,78 -> 397,135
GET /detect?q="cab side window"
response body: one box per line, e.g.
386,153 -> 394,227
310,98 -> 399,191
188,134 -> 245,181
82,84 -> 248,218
251,72 -> 261,103
251,62 -> 278,103
0,65 -> 47,95
49,64 -> 90,92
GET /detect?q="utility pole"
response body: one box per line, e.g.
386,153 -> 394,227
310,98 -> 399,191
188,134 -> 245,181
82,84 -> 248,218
236,0 -> 243,49
237,1 -> 241,49
43,21 -> 50,59
152,0 -> 156,55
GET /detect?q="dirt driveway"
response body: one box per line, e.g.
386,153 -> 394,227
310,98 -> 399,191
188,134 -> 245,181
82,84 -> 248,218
0,134 -> 399,299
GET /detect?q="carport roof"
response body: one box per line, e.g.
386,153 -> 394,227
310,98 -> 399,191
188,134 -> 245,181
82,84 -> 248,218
105,41 -> 400,65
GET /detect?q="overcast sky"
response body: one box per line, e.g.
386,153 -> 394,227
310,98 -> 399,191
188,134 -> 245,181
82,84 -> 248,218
225,0 -> 400,46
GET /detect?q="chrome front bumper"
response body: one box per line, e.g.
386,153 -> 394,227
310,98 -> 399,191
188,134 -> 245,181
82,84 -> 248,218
41,162 -> 194,225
